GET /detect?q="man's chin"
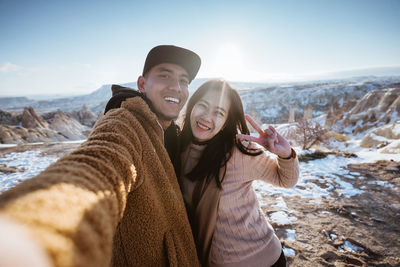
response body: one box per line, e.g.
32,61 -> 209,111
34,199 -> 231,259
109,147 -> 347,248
156,112 -> 178,122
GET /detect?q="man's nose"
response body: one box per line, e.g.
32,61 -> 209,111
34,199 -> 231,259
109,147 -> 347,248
168,77 -> 183,91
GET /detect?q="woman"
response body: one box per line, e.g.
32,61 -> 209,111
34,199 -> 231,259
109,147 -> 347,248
179,80 -> 299,267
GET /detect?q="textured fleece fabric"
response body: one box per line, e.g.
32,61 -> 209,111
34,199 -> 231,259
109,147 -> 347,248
0,97 -> 200,267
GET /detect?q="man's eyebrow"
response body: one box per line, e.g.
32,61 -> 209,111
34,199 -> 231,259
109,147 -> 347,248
157,67 -> 189,79
157,67 -> 173,73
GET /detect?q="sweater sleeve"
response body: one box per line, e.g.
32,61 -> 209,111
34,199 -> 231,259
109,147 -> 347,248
243,143 -> 299,188
0,105 -> 148,267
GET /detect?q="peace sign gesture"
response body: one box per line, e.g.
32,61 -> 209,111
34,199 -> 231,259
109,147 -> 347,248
236,114 -> 292,158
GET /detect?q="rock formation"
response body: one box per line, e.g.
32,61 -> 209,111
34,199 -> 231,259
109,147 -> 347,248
303,104 -> 313,120
21,107 -> 48,129
360,121 -> 400,149
0,107 -> 90,144
0,125 -> 68,144
69,104 -> 98,127
48,110 -> 91,140
336,87 -> 400,134
288,106 -> 295,123
0,109 -> 19,125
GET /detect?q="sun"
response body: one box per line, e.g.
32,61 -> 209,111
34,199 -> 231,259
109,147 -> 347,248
214,43 -> 245,81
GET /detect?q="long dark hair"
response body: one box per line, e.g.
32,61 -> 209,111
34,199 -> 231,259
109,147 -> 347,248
180,79 -> 262,188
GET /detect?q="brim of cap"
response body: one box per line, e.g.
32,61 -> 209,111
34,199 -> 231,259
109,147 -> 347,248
143,45 -> 201,82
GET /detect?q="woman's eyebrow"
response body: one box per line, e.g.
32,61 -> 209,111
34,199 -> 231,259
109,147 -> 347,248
216,107 -> 227,113
200,99 -> 226,113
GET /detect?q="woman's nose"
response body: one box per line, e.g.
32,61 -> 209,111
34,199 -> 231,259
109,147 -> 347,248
201,110 -> 213,121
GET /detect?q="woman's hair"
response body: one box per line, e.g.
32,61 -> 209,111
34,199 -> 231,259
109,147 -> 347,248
180,79 -> 262,188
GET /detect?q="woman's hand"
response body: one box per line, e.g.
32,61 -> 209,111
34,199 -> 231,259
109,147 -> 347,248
236,114 -> 292,158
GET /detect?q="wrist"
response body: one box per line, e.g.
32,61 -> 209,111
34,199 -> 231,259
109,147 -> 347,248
278,148 -> 295,159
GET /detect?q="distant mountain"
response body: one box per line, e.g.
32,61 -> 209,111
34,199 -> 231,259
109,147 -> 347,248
1,75 -> 399,121
0,82 -> 135,113
0,97 -> 36,109
301,66 -> 400,81
1,75 -> 400,144
241,76 -> 400,124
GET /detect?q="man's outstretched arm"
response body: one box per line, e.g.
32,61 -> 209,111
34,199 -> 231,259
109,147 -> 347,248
0,105 -> 147,267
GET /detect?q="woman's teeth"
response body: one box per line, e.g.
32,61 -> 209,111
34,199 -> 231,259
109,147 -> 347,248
197,122 -> 210,130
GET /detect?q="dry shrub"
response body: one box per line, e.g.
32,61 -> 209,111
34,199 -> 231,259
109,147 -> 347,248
324,131 -> 350,142
295,119 -> 328,150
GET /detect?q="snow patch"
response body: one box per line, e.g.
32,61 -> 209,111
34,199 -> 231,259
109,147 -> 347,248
269,211 -> 297,225
271,197 -> 288,211
283,247 -> 296,257
0,151 -> 58,192
341,240 -> 364,252
285,229 -> 296,242
367,181 -> 394,188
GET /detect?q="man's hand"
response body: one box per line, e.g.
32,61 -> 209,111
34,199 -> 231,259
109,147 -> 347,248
0,215 -> 51,267
236,114 -> 292,158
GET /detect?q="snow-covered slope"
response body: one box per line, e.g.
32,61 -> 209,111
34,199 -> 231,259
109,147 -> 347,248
240,77 -> 400,124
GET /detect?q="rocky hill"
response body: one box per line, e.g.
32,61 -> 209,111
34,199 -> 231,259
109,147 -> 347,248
0,106 -> 96,144
241,77 -> 400,124
0,76 -> 399,146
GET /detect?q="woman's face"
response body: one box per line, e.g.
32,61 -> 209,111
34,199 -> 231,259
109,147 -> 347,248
190,89 -> 231,142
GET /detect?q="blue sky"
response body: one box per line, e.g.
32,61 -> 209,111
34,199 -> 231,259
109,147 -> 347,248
1,0 -> 399,96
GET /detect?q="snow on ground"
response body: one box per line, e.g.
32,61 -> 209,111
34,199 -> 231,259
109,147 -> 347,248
0,140 -> 85,192
254,138 -> 400,246
1,138 -> 399,195
0,140 -> 85,149
283,246 -> 296,257
285,229 -> 296,242
269,211 -> 298,225
0,137 -> 399,255
0,151 -> 58,192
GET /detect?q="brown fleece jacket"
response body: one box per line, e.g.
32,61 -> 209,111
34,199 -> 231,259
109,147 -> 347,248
0,97 -> 200,267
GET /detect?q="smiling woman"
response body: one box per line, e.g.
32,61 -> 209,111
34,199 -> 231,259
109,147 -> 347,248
178,79 -> 299,266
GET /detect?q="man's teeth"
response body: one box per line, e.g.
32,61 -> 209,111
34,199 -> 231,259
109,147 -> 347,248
197,122 -> 210,130
164,97 -> 179,103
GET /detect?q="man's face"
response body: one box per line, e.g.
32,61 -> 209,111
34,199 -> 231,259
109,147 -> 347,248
138,63 -> 190,124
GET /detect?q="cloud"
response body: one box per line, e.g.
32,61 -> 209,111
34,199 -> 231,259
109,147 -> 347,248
0,62 -> 22,73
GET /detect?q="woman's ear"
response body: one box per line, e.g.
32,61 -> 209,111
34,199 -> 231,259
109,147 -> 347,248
137,76 -> 146,93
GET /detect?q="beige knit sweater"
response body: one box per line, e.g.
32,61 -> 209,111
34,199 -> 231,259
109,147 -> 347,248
181,142 -> 299,267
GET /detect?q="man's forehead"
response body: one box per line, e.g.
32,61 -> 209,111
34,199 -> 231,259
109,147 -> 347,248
151,63 -> 189,77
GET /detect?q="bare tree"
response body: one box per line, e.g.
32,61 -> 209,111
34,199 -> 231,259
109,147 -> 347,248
295,119 -> 327,150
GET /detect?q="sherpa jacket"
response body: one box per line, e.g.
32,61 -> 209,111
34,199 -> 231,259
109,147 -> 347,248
0,97 -> 200,267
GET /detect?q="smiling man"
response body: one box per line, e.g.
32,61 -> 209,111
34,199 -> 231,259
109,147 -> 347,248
137,62 -> 190,127
0,45 -> 201,267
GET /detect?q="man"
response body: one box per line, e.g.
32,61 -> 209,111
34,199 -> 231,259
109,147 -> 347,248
0,45 -> 201,266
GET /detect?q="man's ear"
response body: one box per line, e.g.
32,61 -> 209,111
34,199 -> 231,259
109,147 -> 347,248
137,76 -> 146,93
